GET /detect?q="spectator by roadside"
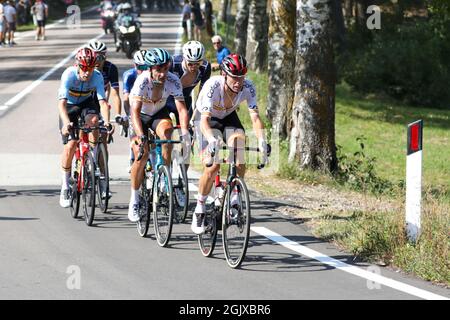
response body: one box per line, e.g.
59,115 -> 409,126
31,0 -> 48,40
190,0 -> 203,41
4,0 -> 17,46
0,0 -> 5,47
181,0 -> 190,39
210,35 -> 230,71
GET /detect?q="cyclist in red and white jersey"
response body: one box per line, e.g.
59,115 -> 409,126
192,53 -> 268,234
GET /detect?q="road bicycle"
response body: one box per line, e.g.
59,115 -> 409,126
65,118 -> 107,226
135,129 -> 182,247
198,142 -> 271,268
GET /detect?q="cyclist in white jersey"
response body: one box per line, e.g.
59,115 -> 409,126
191,53 -> 269,234
127,48 -> 191,222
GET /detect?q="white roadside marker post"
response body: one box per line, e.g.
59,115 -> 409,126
405,120 -> 423,242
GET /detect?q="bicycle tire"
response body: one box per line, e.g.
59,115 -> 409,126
173,163 -> 189,223
222,177 -> 251,269
69,175 -> 80,219
198,204 -> 219,257
82,152 -> 96,226
152,165 -> 174,247
137,175 -> 152,237
96,143 -> 110,213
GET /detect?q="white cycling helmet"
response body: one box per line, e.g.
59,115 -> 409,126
182,41 -> 205,63
88,39 -> 107,55
133,49 -> 147,66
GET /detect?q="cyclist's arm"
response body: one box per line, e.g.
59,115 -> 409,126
175,99 -> 189,135
131,98 -> 144,137
99,99 -> 110,124
110,86 -> 122,116
58,98 -> 70,128
123,93 -> 131,116
109,63 -> 122,116
250,111 -> 265,141
200,113 -> 215,143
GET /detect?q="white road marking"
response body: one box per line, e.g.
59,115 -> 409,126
0,34 -> 105,113
251,226 -> 449,300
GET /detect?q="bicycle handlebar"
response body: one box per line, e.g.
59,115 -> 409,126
135,137 -> 182,162
205,144 -> 272,169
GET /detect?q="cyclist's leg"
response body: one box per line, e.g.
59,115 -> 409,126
82,98 -> 101,152
128,113 -> 151,221
223,111 -> 246,177
59,104 -> 82,207
152,108 -> 173,166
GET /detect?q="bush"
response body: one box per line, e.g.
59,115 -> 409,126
339,20 -> 450,108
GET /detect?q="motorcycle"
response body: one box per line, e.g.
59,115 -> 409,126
100,8 -> 116,34
115,15 -> 141,59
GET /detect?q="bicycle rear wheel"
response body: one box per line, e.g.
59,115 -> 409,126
153,165 -> 174,247
82,152 -> 96,226
222,177 -> 251,268
198,204 -> 219,257
173,162 -> 189,223
96,143 -> 110,213
137,176 -> 152,237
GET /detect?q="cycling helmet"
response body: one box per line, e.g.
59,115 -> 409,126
144,48 -> 171,67
121,2 -> 132,12
88,39 -> 107,55
182,41 -> 205,62
221,53 -> 247,77
76,47 -> 97,68
133,49 -> 147,65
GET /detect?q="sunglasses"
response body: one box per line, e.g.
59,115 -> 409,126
96,54 -> 106,62
187,62 -> 201,67
78,64 -> 94,72
212,42 -> 220,45
137,64 -> 149,71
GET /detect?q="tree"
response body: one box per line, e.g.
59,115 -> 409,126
267,0 -> 296,139
234,0 -> 250,56
219,0 -> 229,22
245,0 -> 269,72
289,0 -> 337,172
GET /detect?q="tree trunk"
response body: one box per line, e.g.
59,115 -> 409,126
245,0 -> 269,73
234,0 -> 250,56
343,0 -> 353,27
267,0 -> 296,139
289,0 -> 337,172
219,0 -> 229,22
332,0 -> 346,48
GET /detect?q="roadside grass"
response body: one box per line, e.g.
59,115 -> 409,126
191,4 -> 450,286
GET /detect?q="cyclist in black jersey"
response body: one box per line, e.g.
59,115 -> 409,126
165,40 -> 211,125
88,40 -> 123,126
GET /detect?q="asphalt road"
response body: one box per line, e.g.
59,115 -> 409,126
0,8 -> 448,301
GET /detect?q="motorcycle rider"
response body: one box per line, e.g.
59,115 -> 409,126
114,2 -> 141,53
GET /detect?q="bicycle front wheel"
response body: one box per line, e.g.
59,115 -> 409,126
96,143 -> 110,213
69,175 -> 80,219
173,163 -> 189,223
82,152 -> 96,226
198,204 -> 218,257
222,177 -> 251,269
137,176 -> 152,237
152,165 -> 174,247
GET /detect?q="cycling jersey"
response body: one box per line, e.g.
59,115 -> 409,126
122,67 -> 138,94
130,71 -> 184,116
58,66 -> 106,105
170,55 -> 211,98
166,55 -> 211,117
196,75 -> 258,120
98,60 -> 119,91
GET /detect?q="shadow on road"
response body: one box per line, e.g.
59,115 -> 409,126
0,188 -> 59,199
